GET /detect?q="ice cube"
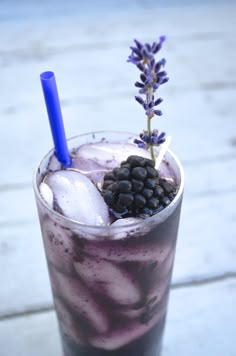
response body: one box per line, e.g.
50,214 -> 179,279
71,156 -> 109,187
137,248 -> 174,304
54,298 -> 86,345
146,274 -> 170,306
111,218 -> 143,239
45,170 -> 110,226
88,304 -> 166,350
74,255 -> 141,306
158,159 -> 176,184
39,182 -> 54,209
50,267 -> 110,334
47,153 -> 62,172
156,249 -> 175,281
41,218 -> 75,274
117,305 -> 146,320
75,142 -> 152,170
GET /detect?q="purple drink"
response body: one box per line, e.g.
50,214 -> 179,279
33,132 -> 184,356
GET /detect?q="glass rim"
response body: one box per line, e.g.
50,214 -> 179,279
33,130 -> 184,231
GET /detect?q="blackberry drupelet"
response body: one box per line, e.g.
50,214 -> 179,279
102,155 -> 177,217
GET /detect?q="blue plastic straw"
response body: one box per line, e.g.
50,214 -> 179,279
40,71 -> 71,167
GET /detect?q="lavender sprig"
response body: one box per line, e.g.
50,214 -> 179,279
128,36 -> 169,163
134,130 -> 166,148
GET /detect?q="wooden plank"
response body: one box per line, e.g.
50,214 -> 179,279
0,188 -> 37,226
0,279 -> 235,356
0,190 -> 235,316
0,5 -> 235,185
163,278 -> 236,355
0,3 -> 235,53
0,311 -> 62,356
0,4 -> 236,114
173,191 -> 236,283
0,224 -> 53,316
1,156 -> 236,226
1,0 -> 234,24
0,31 -> 236,109
0,88 -> 235,185
0,3 -> 235,352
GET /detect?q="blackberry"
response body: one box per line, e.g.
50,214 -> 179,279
101,155 -> 177,217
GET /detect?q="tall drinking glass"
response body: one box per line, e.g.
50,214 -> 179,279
33,131 -> 184,356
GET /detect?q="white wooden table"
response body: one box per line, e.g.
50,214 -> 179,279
0,1 -> 236,355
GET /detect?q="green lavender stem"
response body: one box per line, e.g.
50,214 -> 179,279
147,88 -> 156,163
147,117 -> 156,163
147,116 -> 155,163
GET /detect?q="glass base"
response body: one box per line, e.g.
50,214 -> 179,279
61,316 -> 165,356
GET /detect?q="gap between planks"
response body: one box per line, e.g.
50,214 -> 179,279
1,30 -> 235,61
0,272 -> 235,323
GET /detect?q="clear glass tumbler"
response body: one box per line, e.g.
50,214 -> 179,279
33,131 -> 184,356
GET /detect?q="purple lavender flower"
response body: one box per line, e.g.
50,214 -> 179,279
135,130 -> 166,150
128,36 -> 168,118
128,36 -> 169,161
